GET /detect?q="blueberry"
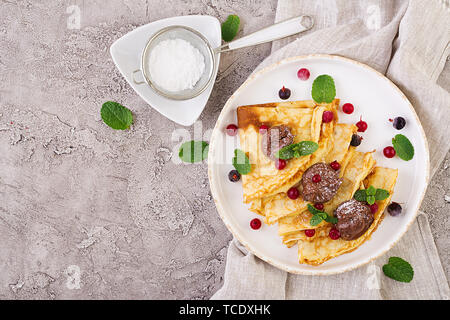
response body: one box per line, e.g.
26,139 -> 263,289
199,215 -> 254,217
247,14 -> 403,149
228,170 -> 241,182
393,117 -> 406,130
278,86 -> 291,100
350,134 -> 362,147
387,202 -> 402,216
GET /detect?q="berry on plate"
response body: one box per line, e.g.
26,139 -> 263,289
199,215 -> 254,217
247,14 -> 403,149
342,103 -> 354,114
297,68 -> 310,80
250,218 -> 262,230
279,86 -> 291,100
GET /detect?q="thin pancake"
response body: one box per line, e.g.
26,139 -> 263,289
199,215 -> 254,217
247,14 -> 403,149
278,150 -> 376,235
237,100 -> 339,203
262,123 -> 357,224
296,167 -> 398,265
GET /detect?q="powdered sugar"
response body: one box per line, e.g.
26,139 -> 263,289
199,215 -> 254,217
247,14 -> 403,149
148,38 -> 205,92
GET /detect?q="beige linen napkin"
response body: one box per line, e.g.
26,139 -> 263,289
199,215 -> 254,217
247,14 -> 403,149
212,0 -> 450,300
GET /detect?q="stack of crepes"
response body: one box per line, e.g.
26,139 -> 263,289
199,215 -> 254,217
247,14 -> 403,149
237,100 -> 398,265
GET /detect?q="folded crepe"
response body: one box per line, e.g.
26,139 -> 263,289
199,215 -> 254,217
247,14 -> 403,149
237,100 -> 339,204
261,123 -> 358,225
278,150 -> 376,241
295,167 -> 398,265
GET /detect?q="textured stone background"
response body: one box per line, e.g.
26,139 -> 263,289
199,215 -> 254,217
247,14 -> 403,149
0,0 -> 448,299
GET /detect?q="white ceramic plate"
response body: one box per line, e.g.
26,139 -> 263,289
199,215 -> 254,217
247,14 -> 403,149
110,15 -> 221,126
208,54 -> 429,275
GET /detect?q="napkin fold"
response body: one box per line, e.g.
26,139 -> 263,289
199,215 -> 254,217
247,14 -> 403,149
212,0 -> 450,300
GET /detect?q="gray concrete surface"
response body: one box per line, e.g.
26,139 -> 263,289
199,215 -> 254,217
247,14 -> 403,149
0,0 -> 448,299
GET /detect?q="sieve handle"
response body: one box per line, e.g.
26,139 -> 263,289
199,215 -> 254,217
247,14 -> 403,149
215,15 -> 314,53
132,69 -> 146,85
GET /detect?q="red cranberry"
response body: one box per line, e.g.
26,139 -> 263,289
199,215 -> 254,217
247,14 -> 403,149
356,117 -> 368,132
314,203 -> 324,211
383,146 -> 396,158
322,111 -> 334,123
329,228 -> 340,240
342,103 -> 354,114
305,229 -> 315,237
369,203 -> 379,214
259,124 -> 269,134
287,187 -> 300,200
226,124 -> 238,136
297,68 -> 310,80
330,161 -> 341,171
312,174 -> 321,183
275,159 -> 287,170
250,218 -> 262,230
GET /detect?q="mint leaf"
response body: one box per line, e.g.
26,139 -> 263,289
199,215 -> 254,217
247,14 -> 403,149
325,215 -> 338,224
375,189 -> 390,201
367,186 -> 376,196
354,190 -> 367,202
392,134 -> 414,161
179,141 -> 209,163
276,141 -> 319,160
367,195 -> 376,205
232,149 -> 251,175
277,144 -> 297,160
221,15 -> 240,42
310,214 -> 323,226
101,101 -> 133,130
382,257 -> 414,283
311,75 -> 336,103
307,204 -> 321,215
308,204 -> 337,225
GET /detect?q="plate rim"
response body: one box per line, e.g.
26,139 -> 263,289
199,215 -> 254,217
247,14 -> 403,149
208,53 -> 430,275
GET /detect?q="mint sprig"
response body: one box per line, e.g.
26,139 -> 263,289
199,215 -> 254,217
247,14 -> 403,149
382,257 -> 414,283
354,187 -> 390,205
392,134 -> 414,161
232,149 -> 251,175
307,204 -> 338,226
101,101 -> 133,130
178,141 -> 209,163
276,141 -> 319,160
311,75 -> 336,104
221,15 -> 240,42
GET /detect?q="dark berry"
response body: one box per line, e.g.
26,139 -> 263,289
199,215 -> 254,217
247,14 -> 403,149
312,174 -> 321,183
305,229 -> 315,237
390,117 -> 406,130
297,68 -> 310,80
259,124 -> 269,134
387,202 -> 402,216
356,117 -> 368,132
279,86 -> 291,100
226,124 -> 238,136
383,146 -> 396,158
350,134 -> 362,147
250,218 -> 262,230
275,159 -> 287,170
342,103 -> 354,114
322,111 -> 334,123
369,203 -> 379,214
228,170 -> 241,182
330,161 -> 341,171
314,203 -> 324,211
287,187 -> 300,200
329,228 -> 340,240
